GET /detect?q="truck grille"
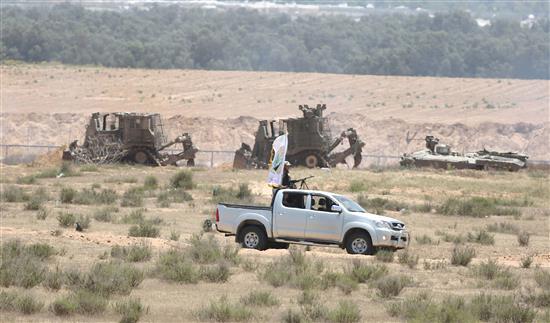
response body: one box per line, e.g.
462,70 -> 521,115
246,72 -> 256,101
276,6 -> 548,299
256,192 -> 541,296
391,222 -> 405,231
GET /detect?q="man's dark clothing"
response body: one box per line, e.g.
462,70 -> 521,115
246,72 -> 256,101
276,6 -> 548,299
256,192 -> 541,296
282,170 -> 291,187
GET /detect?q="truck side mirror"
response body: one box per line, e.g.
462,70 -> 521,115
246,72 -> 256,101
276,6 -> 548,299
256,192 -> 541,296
331,205 -> 342,213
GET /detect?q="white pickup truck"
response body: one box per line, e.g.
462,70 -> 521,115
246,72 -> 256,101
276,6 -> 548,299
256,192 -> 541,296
215,189 -> 409,255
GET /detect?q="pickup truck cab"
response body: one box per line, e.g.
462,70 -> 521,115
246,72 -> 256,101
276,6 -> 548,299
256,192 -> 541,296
215,189 -> 409,255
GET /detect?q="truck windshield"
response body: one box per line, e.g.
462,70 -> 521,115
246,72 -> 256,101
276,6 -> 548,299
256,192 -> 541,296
333,195 -> 366,213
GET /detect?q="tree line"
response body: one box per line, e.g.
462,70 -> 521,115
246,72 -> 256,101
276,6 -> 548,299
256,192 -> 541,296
1,4 -> 548,79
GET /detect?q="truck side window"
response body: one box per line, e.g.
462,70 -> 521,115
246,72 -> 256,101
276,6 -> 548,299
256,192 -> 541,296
311,195 -> 335,212
282,192 -> 307,209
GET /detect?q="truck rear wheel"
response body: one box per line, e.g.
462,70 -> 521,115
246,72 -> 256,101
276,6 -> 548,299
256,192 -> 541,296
304,154 -> 319,168
345,232 -> 375,255
133,150 -> 150,164
239,226 -> 268,251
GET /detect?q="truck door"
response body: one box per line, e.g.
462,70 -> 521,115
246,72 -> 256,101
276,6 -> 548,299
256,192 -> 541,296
273,191 -> 310,239
305,194 -> 343,242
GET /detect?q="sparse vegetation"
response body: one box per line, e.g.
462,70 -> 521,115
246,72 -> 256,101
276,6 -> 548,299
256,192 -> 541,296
466,230 -> 495,245
121,187 -> 144,207
115,298 -> 145,323
450,246 -> 476,266
517,231 -> 530,246
56,212 -> 76,227
197,296 -> 252,322
0,290 -> 43,315
437,197 -> 521,217
397,250 -> 419,269
374,275 -> 412,298
486,222 -> 520,234
326,300 -> 361,323
240,291 -> 279,307
143,175 -> 158,190
376,249 -> 394,263
111,242 -> 152,262
212,183 -> 254,204
170,170 -> 194,189
128,222 -> 160,238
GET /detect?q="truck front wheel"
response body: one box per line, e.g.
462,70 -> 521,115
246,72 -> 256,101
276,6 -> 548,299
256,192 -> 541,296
239,226 -> 268,251
345,232 -> 375,255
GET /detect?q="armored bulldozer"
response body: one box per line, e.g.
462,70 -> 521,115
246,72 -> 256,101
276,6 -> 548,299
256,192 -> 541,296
233,104 -> 365,169
63,112 -> 198,166
400,135 -> 527,171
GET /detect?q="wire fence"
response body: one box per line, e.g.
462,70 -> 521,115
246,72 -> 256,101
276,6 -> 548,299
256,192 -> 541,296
1,144 -> 548,168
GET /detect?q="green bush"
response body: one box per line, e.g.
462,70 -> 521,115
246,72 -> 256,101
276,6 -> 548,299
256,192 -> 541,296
83,261 -> 143,296
114,298 -> 144,323
345,260 -> 388,283
188,233 -> 240,265
1,185 -> 29,202
0,290 -> 43,315
450,246 -> 476,266
470,294 -> 535,323
24,195 -> 43,210
397,250 -> 419,269
43,267 -> 63,290
80,164 -> 98,172
375,249 -> 394,263
321,272 -> 358,295
105,176 -> 138,184
120,208 -> 145,224
521,255 -> 533,268
170,170 -> 194,189
16,175 -> 37,184
111,242 -> 152,262
437,197 -> 521,217
155,249 -> 199,283
327,300 -> 361,323
212,184 -> 253,204
485,222 -> 520,234
157,188 -> 193,207
57,212 -> 76,227
197,296 -> 252,322
73,187 -> 118,205
76,214 -> 91,230
121,187 -> 144,207
534,269 -> 550,289
143,175 -> 158,190
261,248 -> 324,290
472,259 -> 519,290
349,180 -> 368,192
374,275 -> 412,298
415,234 -> 436,245
50,297 -> 77,316
517,231 -> 530,246
282,308 -> 304,323
36,207 -> 48,220
0,241 -> 52,288
93,206 -> 118,222
169,230 -> 181,241
200,262 -> 231,283
128,222 -> 160,238
357,194 -> 409,213
60,187 -> 76,203
72,289 -> 107,315
466,230 -> 495,245
240,291 -> 279,307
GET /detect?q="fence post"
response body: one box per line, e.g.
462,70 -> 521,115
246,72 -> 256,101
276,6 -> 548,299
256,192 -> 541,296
210,152 -> 214,168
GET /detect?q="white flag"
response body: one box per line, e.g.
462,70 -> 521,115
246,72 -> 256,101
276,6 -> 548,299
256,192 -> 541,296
267,134 -> 288,187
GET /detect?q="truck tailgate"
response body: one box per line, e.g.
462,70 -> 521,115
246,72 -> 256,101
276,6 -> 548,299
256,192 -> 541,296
216,203 -> 272,234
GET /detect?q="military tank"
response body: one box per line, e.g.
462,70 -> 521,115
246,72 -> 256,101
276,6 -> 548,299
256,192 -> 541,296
233,104 -> 365,169
400,136 -> 527,171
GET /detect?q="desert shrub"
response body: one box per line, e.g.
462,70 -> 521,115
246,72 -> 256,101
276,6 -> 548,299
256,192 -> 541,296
170,170 -> 194,189
470,294 -> 535,323
59,161 -> 79,177
450,246 -> 476,266
76,214 -> 91,230
521,255 -> 533,268
83,261 -> 144,296
397,250 -> 419,269
376,249 -> 394,263
56,212 -> 76,227
1,185 -> 29,202
282,309 -> 304,323
534,269 -> 550,289
44,267 -> 63,290
345,260 -> 388,283
517,231 -> 530,246
200,262 -> 231,283
93,206 -> 118,222
111,242 -> 152,262
71,187 -> 117,205
212,184 -> 253,204
197,296 -> 252,322
60,187 -> 76,203
466,230 -> 495,245
349,180 -> 369,192
0,241 -> 52,288
169,230 -> 180,241
358,194 -> 411,213
387,293 -> 475,322
50,297 -> 77,316
415,234 -> 437,245
411,202 -> 433,213
374,275 -> 412,298
326,300 -> 361,323
155,249 -> 199,283
437,197 -> 521,217
261,247 -> 324,290
188,233 -> 240,265
486,222 -> 520,234
120,208 -> 145,224
114,298 -> 145,323
423,260 -> 447,270
472,259 -> 519,290
525,292 -> 550,308
240,291 -> 279,307
14,293 -> 44,314
16,174 -> 37,184
437,230 -> 465,244
24,195 -> 43,210
322,272 -> 358,295
80,164 -> 98,172
121,187 -> 144,207
36,207 -> 48,220
72,290 -> 107,315
128,222 -> 160,238
297,291 -> 327,321
143,175 -> 158,190
157,188 -> 193,207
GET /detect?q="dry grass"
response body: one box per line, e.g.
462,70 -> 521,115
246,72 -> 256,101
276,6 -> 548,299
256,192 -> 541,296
0,164 -> 548,322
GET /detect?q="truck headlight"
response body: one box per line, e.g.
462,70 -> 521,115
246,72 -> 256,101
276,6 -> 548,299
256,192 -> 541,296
375,220 -> 391,229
